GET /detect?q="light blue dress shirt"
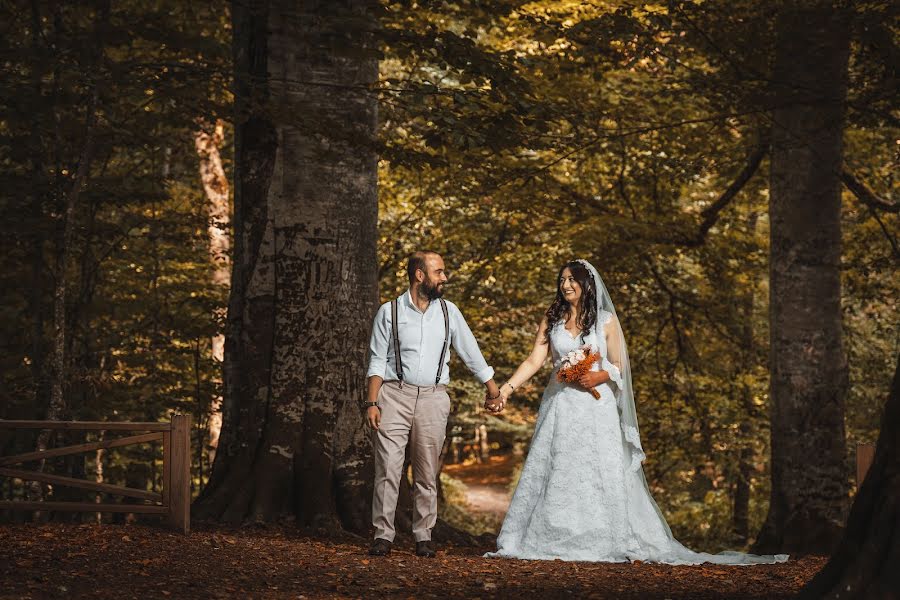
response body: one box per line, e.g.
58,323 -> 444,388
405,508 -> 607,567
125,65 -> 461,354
367,291 -> 494,386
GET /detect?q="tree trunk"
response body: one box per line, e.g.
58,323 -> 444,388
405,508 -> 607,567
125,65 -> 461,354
29,89 -> 99,509
27,1 -> 48,417
799,355 -> 900,599
194,119 -> 231,469
733,213 -> 760,543
754,2 -> 851,555
28,0 -> 106,515
194,0 -> 379,532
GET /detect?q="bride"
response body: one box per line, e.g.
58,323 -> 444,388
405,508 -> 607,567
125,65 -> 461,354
483,259 -> 788,565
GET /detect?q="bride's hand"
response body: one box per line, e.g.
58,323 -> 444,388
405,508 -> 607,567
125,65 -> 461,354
578,371 -> 606,389
496,387 -> 510,410
484,391 -> 502,413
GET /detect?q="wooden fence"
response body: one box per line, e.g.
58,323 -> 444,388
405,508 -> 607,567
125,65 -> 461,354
0,415 -> 191,534
857,441 -> 876,488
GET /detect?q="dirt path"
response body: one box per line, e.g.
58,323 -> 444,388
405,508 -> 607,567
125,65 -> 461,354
461,483 -> 509,515
443,454 -> 518,519
0,523 -> 826,599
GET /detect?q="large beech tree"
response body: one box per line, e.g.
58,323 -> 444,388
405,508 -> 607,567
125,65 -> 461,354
194,0 -> 379,529
754,1 -> 852,555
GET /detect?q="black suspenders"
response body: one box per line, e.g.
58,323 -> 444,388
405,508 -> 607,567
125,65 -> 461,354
390,297 -> 450,386
391,299 -> 403,385
436,299 -> 450,385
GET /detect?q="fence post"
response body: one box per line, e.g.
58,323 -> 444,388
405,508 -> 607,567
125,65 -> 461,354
168,414 -> 191,534
856,442 -> 876,489
162,429 -> 171,509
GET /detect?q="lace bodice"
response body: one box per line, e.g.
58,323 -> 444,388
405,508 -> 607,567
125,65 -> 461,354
548,310 -> 612,367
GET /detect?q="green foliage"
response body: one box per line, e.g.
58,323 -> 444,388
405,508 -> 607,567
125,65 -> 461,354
377,0 -> 898,550
665,485 -> 770,553
0,1 -> 895,548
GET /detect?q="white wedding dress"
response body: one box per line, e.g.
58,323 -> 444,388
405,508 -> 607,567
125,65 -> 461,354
486,308 -> 789,565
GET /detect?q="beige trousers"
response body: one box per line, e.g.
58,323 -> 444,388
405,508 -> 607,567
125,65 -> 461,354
372,380 -> 451,542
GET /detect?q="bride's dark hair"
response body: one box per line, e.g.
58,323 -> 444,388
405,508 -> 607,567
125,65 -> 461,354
545,261 -> 598,344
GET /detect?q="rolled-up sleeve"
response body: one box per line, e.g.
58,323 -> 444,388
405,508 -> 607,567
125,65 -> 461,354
449,304 -> 494,383
366,303 -> 391,379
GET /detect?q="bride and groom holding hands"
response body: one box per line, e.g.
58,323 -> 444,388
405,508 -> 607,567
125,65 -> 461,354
364,250 -> 788,565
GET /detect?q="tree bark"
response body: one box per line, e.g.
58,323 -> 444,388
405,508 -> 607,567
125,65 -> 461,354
732,412 -> 753,542
29,86 -> 99,509
27,0 -> 49,417
195,0 -> 379,532
799,355 -> 900,599
194,119 -> 231,469
754,2 -> 851,555
733,212 -> 760,543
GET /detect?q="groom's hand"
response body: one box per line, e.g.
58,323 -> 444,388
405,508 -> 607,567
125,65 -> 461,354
484,391 -> 505,413
366,406 -> 381,430
483,379 -> 503,412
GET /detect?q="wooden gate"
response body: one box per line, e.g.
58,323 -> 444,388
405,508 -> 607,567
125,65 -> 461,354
0,415 -> 191,534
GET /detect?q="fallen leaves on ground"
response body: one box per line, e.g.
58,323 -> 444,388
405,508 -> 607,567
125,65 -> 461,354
0,523 -> 825,599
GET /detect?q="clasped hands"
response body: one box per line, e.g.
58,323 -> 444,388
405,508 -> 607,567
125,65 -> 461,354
483,387 -> 508,413
484,371 -> 608,413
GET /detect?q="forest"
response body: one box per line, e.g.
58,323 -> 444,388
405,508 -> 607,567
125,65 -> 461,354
0,1 -> 897,598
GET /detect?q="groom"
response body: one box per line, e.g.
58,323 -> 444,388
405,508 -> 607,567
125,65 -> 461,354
365,251 -> 501,557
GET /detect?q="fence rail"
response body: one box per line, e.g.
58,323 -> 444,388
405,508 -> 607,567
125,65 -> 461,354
0,415 -> 191,534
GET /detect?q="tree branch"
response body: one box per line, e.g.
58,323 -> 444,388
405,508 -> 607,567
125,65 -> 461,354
841,169 -> 898,213
869,208 -> 900,258
684,140 -> 768,246
841,169 -> 900,258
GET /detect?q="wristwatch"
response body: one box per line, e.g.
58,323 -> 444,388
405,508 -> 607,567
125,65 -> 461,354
364,401 -> 379,409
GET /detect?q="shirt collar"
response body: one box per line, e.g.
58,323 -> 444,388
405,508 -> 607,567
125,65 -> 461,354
404,288 -> 436,314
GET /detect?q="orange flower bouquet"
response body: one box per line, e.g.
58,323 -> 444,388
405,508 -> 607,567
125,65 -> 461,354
556,345 -> 601,399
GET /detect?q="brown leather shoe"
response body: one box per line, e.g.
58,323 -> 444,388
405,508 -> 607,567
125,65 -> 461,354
368,538 -> 392,556
415,540 -> 436,558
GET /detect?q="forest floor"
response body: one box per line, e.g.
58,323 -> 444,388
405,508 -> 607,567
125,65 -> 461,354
0,522 -> 826,599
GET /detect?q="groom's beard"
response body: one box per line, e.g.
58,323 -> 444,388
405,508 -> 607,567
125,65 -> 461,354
422,279 -> 445,300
